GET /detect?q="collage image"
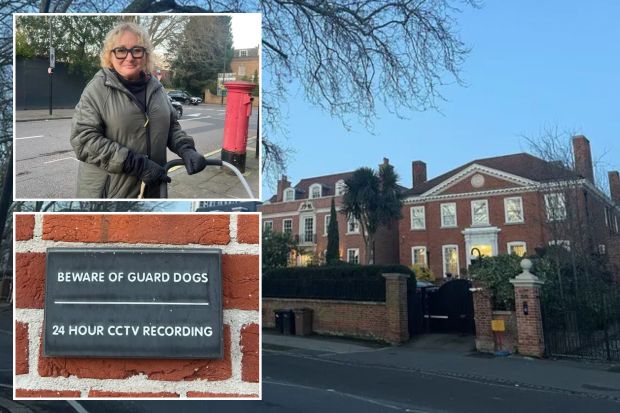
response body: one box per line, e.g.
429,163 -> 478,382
1,2 -> 620,413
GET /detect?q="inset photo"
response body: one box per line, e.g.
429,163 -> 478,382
14,14 -> 260,200
13,212 -> 260,399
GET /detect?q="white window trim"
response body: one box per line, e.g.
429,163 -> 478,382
309,183 -> 322,199
442,244 -> 460,277
544,193 -> 567,222
507,241 -> 527,256
283,188 -> 295,202
440,203 -> 458,228
347,248 -> 360,264
549,240 -> 571,251
410,206 -> 426,230
263,220 -> 273,232
471,199 -> 489,226
346,217 -> 360,234
411,246 -> 427,267
323,215 -> 330,236
504,196 -> 524,224
282,218 -> 292,234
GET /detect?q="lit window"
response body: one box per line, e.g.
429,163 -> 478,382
507,241 -> 527,256
442,245 -> 459,277
410,206 -> 425,230
347,217 -> 360,233
283,219 -> 292,234
283,188 -> 295,202
471,200 -> 489,226
324,215 -> 330,236
263,221 -> 273,233
441,203 -> 457,227
545,193 -> 567,221
347,248 -> 359,264
412,247 -> 427,267
549,240 -> 571,251
335,180 -> 346,196
309,184 -> 322,199
504,197 -> 524,223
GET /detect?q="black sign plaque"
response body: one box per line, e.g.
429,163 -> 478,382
43,248 -> 222,359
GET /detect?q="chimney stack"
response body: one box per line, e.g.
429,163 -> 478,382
609,171 -> 620,205
572,135 -> 594,183
412,161 -> 427,188
276,174 -> 291,202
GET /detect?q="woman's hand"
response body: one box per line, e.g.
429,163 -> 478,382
179,148 -> 208,175
123,152 -> 171,185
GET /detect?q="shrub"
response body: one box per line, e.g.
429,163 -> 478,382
469,254 -> 522,310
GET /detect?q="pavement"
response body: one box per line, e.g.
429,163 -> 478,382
15,108 -> 260,200
263,330 -> 620,402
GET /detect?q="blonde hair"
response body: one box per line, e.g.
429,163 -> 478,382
100,22 -> 154,74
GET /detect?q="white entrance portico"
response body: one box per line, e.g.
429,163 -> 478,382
462,226 -> 501,264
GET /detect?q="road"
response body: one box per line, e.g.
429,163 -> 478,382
2,310 -> 619,413
14,104 -> 258,199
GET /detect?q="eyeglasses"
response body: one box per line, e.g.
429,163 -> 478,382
111,46 -> 146,59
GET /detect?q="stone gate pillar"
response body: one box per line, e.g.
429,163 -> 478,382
509,259 -> 545,357
382,273 -> 409,344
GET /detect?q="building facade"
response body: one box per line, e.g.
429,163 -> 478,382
258,167 -> 400,266
260,136 -> 620,277
230,47 -> 259,82
399,136 -> 620,279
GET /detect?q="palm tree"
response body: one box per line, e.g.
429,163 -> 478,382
342,163 -> 403,264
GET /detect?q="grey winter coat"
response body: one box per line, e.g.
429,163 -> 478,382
70,68 -> 194,198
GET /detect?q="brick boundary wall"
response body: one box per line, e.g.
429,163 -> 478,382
13,213 -> 260,399
262,273 -> 410,344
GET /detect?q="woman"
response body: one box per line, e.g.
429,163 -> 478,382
70,22 -> 207,198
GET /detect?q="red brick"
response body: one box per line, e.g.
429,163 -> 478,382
15,253 -> 46,309
88,390 -> 179,398
237,215 -> 259,244
43,215 -> 231,245
39,326 -> 232,381
222,255 -> 259,310
15,322 -> 29,375
240,323 -> 259,382
15,215 -> 35,241
187,392 -> 258,398
16,389 -> 81,398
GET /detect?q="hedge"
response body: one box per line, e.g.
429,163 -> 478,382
263,264 -> 415,302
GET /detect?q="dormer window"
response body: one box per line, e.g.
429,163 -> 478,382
309,183 -> 322,199
239,49 -> 248,57
335,180 -> 346,196
283,188 -> 295,202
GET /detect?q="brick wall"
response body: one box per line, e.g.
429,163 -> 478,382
262,273 -> 409,344
14,213 -> 260,399
263,298 -> 387,341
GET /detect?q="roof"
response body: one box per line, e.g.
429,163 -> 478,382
293,171 -> 355,199
405,153 -> 579,196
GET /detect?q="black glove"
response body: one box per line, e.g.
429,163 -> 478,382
123,151 -> 171,185
179,146 -> 208,175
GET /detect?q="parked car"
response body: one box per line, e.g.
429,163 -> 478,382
168,96 -> 183,118
168,90 -> 191,105
190,96 -> 202,105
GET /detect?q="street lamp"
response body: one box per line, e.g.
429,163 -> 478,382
470,247 -> 483,270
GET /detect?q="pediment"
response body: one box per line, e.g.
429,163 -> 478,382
421,164 -> 538,197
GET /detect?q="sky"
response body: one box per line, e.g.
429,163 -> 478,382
231,14 -> 261,49
261,1 -> 620,200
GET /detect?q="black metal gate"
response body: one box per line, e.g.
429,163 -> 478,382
408,279 -> 475,335
542,289 -> 620,361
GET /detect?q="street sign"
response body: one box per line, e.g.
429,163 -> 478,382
217,72 -> 236,96
43,248 -> 223,359
49,47 -> 55,68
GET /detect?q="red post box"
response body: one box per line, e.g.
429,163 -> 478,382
221,81 -> 256,173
